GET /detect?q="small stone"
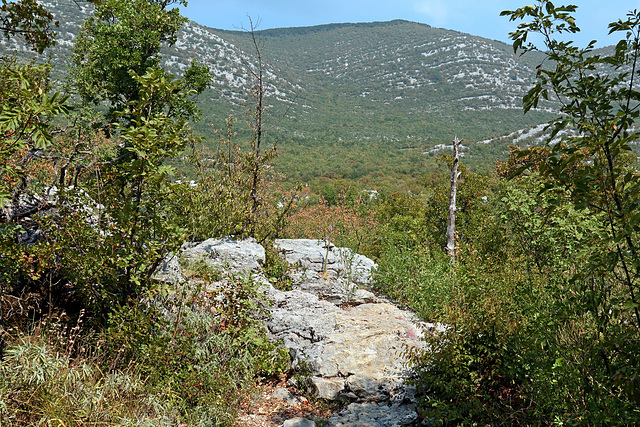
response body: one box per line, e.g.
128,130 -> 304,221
272,387 -> 293,400
311,376 -> 345,400
272,387 -> 304,406
351,289 -> 378,304
283,417 -> 316,427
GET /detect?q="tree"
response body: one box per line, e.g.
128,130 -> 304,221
60,0 -> 214,314
445,136 -> 461,263
1,0 -> 211,320
0,59 -> 69,222
189,19 -> 292,244
58,68 -> 197,313
71,0 -> 209,121
0,0 -> 68,216
0,0 -> 59,54
503,0 -> 640,329
503,0 -> 640,411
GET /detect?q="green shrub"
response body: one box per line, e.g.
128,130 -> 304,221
263,241 -> 294,291
386,175 -> 640,424
373,245 -> 451,320
0,329 -> 166,425
404,252 -> 547,425
104,271 -> 290,423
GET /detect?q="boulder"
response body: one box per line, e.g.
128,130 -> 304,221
153,253 -> 184,284
272,387 -> 307,407
311,377 -> 345,400
182,236 -> 265,273
289,272 -> 365,306
266,287 -> 429,406
159,237 -> 431,425
274,239 -> 377,284
328,402 -> 418,427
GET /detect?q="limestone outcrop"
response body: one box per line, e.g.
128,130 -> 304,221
162,237 -> 437,426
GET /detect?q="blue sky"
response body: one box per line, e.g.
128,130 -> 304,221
181,1 -> 640,47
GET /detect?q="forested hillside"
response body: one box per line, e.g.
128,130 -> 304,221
1,0 -> 559,189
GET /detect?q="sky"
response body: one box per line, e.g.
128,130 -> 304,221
180,0 -> 640,48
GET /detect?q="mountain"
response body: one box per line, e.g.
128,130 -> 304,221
1,0 -> 557,188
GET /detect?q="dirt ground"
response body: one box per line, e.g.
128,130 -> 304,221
236,378 -> 341,426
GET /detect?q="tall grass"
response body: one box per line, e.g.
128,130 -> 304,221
0,269 -> 289,426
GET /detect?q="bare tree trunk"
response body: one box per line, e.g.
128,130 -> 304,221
246,19 -> 264,236
446,136 -> 462,264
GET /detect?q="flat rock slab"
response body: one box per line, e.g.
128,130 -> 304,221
182,237 -> 265,273
283,418 -> 316,427
290,271 -> 380,306
157,237 -> 429,425
328,402 -> 418,427
265,287 -> 427,405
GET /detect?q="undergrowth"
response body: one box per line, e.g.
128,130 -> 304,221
0,267 -> 290,426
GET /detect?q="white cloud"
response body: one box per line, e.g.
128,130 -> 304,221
413,0 -> 448,26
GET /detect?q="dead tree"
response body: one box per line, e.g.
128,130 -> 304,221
446,136 -> 462,264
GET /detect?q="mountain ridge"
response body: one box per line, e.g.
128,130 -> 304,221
212,19 -> 433,37
2,0 -> 561,187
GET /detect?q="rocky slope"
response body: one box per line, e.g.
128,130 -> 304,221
3,0 -> 555,148
155,237 -> 441,426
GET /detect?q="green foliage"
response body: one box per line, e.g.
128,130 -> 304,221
380,3 -> 640,424
374,246 -> 451,319
71,0 -> 208,120
263,242 -> 294,291
0,57 -> 69,212
0,267 -> 289,425
371,159 -> 493,256
53,68 -> 195,316
0,337 -> 156,425
0,0 -> 59,53
179,114 -> 293,244
503,0 -> 640,414
0,0 -> 293,424
375,151 -> 640,423
105,273 -> 289,421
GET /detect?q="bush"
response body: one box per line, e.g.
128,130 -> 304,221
373,245 -> 451,319
404,249 -> 548,425
382,171 -> 640,424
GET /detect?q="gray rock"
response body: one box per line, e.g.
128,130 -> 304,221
351,289 -> 378,305
275,239 -> 341,276
152,253 -> 184,284
182,236 -> 265,273
266,284 -> 427,406
161,237 -> 428,425
283,418 -> 316,427
283,259 -> 379,306
272,388 -> 307,407
311,376 -> 345,400
275,239 -> 377,284
334,247 -> 378,285
292,274 -> 360,305
345,374 -> 398,402
328,402 -> 418,427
